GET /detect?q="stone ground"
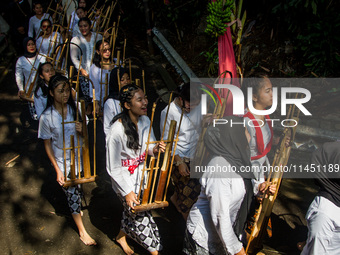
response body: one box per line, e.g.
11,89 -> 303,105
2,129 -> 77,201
0,35 -> 338,255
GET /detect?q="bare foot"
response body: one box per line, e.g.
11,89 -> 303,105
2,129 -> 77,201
116,232 -> 134,255
80,232 -> 97,246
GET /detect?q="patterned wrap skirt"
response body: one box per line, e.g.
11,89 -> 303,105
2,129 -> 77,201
118,194 -> 162,252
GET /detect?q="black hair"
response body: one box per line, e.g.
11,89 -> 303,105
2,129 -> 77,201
108,67 -> 129,100
76,7 -> 86,13
40,18 -> 52,27
33,1 -> 43,8
92,40 -> 110,68
242,73 -> 269,106
35,62 -> 54,98
111,84 -> 143,151
44,74 -> 79,121
78,17 -> 91,27
176,82 -> 201,105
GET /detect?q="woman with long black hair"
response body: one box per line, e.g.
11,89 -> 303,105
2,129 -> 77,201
106,84 -> 165,255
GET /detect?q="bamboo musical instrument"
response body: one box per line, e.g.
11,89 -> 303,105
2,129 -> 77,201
245,94 -> 301,254
133,91 -> 183,213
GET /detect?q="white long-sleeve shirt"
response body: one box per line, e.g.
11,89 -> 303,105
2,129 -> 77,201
186,156 -> 245,255
70,32 -> 103,73
34,85 -> 48,119
103,98 -> 121,137
106,115 -> 156,197
89,64 -> 111,106
36,32 -> 63,58
28,13 -> 52,39
160,100 -> 201,159
15,54 -> 46,92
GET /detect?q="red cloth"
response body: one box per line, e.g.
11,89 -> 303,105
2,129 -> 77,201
218,27 -> 240,116
244,111 -> 273,160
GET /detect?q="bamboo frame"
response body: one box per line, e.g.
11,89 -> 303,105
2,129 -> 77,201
132,91 -> 184,213
245,93 -> 302,254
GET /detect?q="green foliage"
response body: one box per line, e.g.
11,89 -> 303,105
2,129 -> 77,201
205,0 -> 234,38
272,0 -> 340,76
200,42 -> 219,76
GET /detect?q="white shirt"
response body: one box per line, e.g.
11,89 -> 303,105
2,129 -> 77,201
38,105 -> 82,174
106,115 -> 156,197
160,100 -> 201,159
28,13 -> 52,39
34,85 -> 48,119
89,64 -> 111,106
36,32 -> 63,58
187,156 -> 245,255
70,32 -> 103,73
103,98 -> 121,137
15,54 -> 46,92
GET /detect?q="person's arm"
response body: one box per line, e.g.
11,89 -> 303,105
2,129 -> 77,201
70,37 -> 82,72
206,175 -> 244,254
28,17 -> 34,38
44,139 -> 65,185
15,58 -> 25,97
106,131 -> 133,197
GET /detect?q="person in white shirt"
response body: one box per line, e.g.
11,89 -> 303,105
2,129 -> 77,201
71,7 -> 87,38
184,116 -> 255,255
106,84 -> 165,255
28,2 -> 52,39
38,74 -> 96,246
103,67 -> 130,136
15,37 -> 46,124
160,83 -> 201,220
34,62 -> 56,119
70,17 -> 102,102
70,0 -> 87,33
89,40 -> 114,110
36,19 -> 63,60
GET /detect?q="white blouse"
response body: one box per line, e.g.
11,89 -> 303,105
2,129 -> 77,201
36,32 -> 63,58
34,85 -> 48,119
89,64 -> 111,105
38,105 -> 82,174
106,115 -> 156,197
187,156 -> 245,255
15,54 -> 46,92
70,32 -> 103,73
160,100 -> 201,159
103,98 -> 121,136
28,13 -> 52,39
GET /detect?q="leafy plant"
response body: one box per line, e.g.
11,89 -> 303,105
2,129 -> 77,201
272,0 -> 340,76
205,0 -> 234,38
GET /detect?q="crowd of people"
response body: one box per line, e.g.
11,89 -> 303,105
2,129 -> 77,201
1,1 -> 339,255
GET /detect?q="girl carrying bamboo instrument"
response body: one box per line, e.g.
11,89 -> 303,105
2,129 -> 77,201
160,83 -> 201,220
38,74 -> 96,246
89,40 -> 114,111
36,19 -> 63,58
103,67 -> 130,136
28,1 -> 52,39
184,116 -> 254,255
106,84 -> 165,255
15,37 -> 46,125
70,16 -> 102,102
34,62 -> 56,119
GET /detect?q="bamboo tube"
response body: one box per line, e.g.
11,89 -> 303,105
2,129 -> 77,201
81,100 -> 91,178
154,120 -> 176,203
135,79 -> 140,86
142,70 -> 146,95
116,50 -> 121,67
93,88 -> 97,176
129,58 -> 132,81
122,38 -> 127,66
61,99 -> 67,182
117,68 -> 121,91
141,157 -> 155,205
70,135 -> 76,180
